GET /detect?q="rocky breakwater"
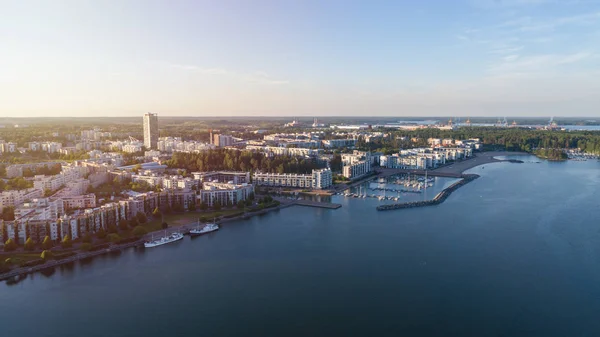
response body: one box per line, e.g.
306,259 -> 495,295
376,174 -> 480,211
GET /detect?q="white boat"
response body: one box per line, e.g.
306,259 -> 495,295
144,231 -> 184,248
190,223 -> 219,236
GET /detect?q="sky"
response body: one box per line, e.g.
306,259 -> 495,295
1,0 -> 600,117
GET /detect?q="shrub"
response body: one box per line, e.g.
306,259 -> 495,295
136,212 -> 147,224
82,233 -> 93,244
40,250 -> 54,260
80,243 -> 93,251
41,236 -> 53,250
107,233 -> 121,243
119,219 -> 129,231
24,237 -> 35,251
61,235 -> 72,249
107,224 -> 118,234
96,228 -> 107,239
132,226 -> 147,237
4,238 -> 17,252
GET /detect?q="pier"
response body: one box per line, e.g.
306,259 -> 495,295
376,174 -> 479,211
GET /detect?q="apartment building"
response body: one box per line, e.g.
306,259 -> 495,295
341,151 -> 372,179
322,139 -> 357,148
199,182 -> 254,207
246,145 -> 323,157
253,168 -> 333,189
192,171 -> 251,184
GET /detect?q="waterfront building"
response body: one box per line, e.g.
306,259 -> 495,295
341,151 -> 372,179
322,139 -> 357,148
312,168 -> 333,189
246,145 -> 323,157
253,168 -> 332,189
143,112 -> 159,149
199,182 -> 254,207
193,171 -> 251,184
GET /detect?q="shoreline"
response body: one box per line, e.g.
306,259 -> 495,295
0,201 -> 295,282
0,151 -> 531,282
372,151 -> 528,211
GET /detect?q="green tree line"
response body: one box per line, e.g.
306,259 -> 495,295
166,149 -> 325,174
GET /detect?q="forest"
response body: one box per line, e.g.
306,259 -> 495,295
356,128 -> 600,155
166,149 -> 325,174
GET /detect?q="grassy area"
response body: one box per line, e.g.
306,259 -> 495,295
0,252 -> 44,264
145,209 -> 246,231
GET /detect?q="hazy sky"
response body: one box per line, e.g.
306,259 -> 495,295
1,0 -> 600,117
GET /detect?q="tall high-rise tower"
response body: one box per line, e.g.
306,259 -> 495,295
143,112 -> 159,149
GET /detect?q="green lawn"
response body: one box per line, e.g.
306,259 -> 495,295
0,252 -> 44,264
145,209 -> 245,231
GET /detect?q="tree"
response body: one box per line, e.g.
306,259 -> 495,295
118,219 -> 129,231
80,243 -> 93,251
237,201 -> 245,209
188,202 -> 196,212
199,202 -> 208,211
61,235 -> 72,248
107,224 -> 118,234
24,237 -> 35,251
96,228 -> 107,239
132,226 -> 147,237
136,211 -> 147,224
3,238 -> 17,252
152,207 -> 161,218
108,233 -> 121,243
44,188 -> 53,197
213,201 -> 222,211
1,206 -> 15,221
164,204 -> 172,214
41,236 -> 53,250
82,233 -> 93,244
40,250 -> 53,260
129,217 -> 139,228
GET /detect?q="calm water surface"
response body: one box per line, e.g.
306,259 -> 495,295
3,156 -> 600,337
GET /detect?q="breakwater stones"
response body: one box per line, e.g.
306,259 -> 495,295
376,174 -> 480,211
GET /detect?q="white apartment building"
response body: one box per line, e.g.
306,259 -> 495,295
341,151 -> 372,179
122,143 -> 143,153
199,182 -> 254,207
322,139 -> 357,148
312,168 -> 333,189
192,171 -> 251,184
162,176 -> 196,190
253,168 -> 333,189
246,145 -> 323,157
0,188 -> 43,211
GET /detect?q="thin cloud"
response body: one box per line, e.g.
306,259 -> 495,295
168,63 -> 289,85
488,51 -> 593,75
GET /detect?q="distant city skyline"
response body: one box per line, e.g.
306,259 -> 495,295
2,0 -> 600,117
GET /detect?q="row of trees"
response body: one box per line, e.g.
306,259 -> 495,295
0,177 -> 33,191
354,128 -> 600,155
166,149 -> 325,174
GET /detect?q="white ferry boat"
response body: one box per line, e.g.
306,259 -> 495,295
189,223 -> 219,237
144,231 -> 184,248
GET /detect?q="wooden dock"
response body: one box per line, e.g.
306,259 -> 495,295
294,200 -> 342,209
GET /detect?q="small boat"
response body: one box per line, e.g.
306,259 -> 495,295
144,231 -> 184,248
190,223 -> 219,237
189,218 -> 219,237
